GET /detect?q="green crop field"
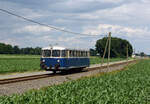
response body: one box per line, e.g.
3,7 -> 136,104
0,54 -> 126,74
0,58 -> 40,74
90,56 -> 125,65
0,59 -> 149,104
0,54 -> 41,74
0,54 -> 40,58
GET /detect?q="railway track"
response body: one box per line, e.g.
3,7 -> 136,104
0,73 -> 58,85
0,59 -> 137,85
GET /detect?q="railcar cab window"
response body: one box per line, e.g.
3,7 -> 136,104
42,50 -> 51,57
52,50 -> 60,57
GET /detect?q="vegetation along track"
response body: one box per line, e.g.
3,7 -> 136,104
0,59 -> 137,85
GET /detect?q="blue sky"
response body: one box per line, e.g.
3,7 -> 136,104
0,0 -> 150,54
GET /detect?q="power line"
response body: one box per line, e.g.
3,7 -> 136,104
0,8 -> 106,37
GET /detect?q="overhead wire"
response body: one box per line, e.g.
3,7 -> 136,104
0,8 -> 106,37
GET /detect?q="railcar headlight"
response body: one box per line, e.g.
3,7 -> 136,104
42,60 -> 45,62
57,60 -> 60,62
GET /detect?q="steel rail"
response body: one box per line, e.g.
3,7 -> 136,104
0,73 -> 58,85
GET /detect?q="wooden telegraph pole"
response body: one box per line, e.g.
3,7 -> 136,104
107,32 -> 111,70
127,44 -> 129,63
101,35 -> 109,66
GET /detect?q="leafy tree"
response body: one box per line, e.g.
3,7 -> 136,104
5,44 -> 14,54
0,43 -> 41,55
13,46 -> 20,54
0,43 -> 13,54
95,37 -> 133,58
140,52 -> 145,57
0,43 -> 5,54
34,47 -> 41,55
90,48 -> 97,56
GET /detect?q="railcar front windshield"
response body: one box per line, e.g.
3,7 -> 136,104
42,50 -> 51,57
52,50 -> 60,57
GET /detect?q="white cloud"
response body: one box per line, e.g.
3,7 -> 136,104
100,0 -> 124,3
1,0 -> 150,53
21,8 -> 44,19
78,0 -> 150,24
14,25 -> 52,34
83,24 -> 150,37
66,0 -> 124,4
0,39 -> 19,46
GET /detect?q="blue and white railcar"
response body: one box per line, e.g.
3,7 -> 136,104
40,46 -> 90,73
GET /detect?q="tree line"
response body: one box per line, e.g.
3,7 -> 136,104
0,36 -> 133,57
0,43 -> 41,55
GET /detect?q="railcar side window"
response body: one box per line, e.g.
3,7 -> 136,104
72,51 -> 74,57
79,51 -> 81,57
69,51 -> 72,57
67,50 -> 89,57
86,51 -> 88,57
52,50 -> 60,57
77,51 -> 80,57
75,51 -> 78,57
70,50 -> 73,57
83,51 -> 85,57
61,50 -> 66,57
43,50 -> 51,57
81,51 -> 83,57
73,51 -> 75,57
73,51 -> 76,57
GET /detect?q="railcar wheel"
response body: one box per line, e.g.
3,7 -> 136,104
77,67 -> 85,72
40,63 -> 47,70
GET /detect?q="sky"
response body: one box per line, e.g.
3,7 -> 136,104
0,0 -> 150,54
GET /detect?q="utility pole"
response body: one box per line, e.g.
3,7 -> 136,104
133,48 -> 135,55
107,32 -> 111,70
127,44 -> 129,62
101,35 -> 109,66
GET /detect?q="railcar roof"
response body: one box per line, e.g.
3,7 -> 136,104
42,46 -> 66,50
42,46 -> 89,51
